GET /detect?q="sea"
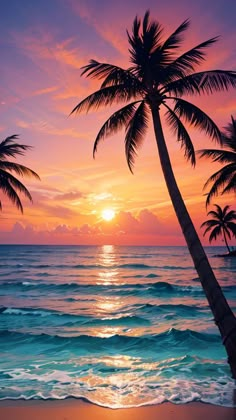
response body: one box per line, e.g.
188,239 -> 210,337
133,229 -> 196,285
0,244 -> 235,408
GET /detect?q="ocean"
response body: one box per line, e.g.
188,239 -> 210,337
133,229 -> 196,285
0,244 -> 235,408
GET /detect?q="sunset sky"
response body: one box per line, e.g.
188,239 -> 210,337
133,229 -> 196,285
0,0 -> 235,246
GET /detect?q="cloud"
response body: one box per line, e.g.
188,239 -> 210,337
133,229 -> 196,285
0,209 -> 182,245
32,86 -> 59,96
55,191 -> 84,201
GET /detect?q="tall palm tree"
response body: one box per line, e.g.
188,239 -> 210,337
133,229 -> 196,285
0,135 -> 40,213
71,11 -> 236,378
199,116 -> 236,206
201,204 -> 236,253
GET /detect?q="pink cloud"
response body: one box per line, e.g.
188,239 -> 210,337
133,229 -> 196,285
0,209 -> 183,245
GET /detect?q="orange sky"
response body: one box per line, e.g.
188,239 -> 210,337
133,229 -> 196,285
0,0 -> 235,246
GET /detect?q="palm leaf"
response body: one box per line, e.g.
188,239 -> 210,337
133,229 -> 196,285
164,70 -> 236,96
201,219 -> 219,228
224,209 -> 236,222
125,101 -> 148,172
223,115 -> 236,138
93,101 -> 141,157
204,164 -> 236,206
81,61 -> 124,80
81,61 -> 142,91
0,170 -> 33,203
70,85 -> 139,115
0,136 -> 31,159
128,11 -> 163,56
198,149 -> 236,164
222,173 -> 236,194
222,205 -> 231,217
0,162 -> 40,179
161,19 -> 190,52
164,37 -> 218,81
208,225 -> 222,242
226,221 -> 236,236
164,104 -> 195,165
171,97 -> 222,143
0,176 -> 24,213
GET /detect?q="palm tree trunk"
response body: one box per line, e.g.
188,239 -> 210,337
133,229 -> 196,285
223,229 -> 231,253
150,105 -> 236,379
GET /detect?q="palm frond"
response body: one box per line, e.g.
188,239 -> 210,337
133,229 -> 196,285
0,170 -> 33,203
125,101 -> 148,172
224,115 -> 236,138
127,11 -> 164,78
208,225 -> 222,242
0,176 -> 24,213
81,61 -> 123,79
224,209 -> 236,222
201,219 -> 219,228
164,37 -> 218,80
222,173 -> 236,194
164,70 -> 236,97
164,104 -> 195,165
101,67 -> 142,90
81,60 -> 142,91
141,11 -> 163,54
207,207 -> 221,218
70,85 -> 140,115
128,11 -> 163,56
161,19 -> 190,52
227,221 -> 236,236
0,136 -> 32,159
204,164 -> 236,206
221,117 -> 236,151
0,162 -> 40,179
222,205 -> 231,217
93,101 -> 141,157
198,149 -> 236,164
171,97 -> 221,143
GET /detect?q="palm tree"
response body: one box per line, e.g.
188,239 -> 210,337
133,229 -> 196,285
0,135 -> 40,213
201,204 -> 236,253
71,11 -> 236,378
199,116 -> 236,206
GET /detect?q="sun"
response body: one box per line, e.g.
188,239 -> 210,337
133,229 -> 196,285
102,209 -> 115,221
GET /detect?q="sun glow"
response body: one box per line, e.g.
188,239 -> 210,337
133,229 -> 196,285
101,209 -> 115,221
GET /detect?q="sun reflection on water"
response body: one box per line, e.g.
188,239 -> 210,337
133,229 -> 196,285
93,245 -> 126,337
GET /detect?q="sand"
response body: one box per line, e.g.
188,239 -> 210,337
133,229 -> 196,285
0,399 -> 235,420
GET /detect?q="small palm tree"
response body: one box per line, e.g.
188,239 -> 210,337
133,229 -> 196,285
201,204 -> 236,253
71,12 -> 236,378
199,116 -> 236,206
0,135 -> 40,213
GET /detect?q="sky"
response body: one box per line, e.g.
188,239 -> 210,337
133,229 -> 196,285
0,0 -> 235,246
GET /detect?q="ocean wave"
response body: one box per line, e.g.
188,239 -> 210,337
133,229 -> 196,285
0,262 -> 196,271
0,328 -> 221,350
0,307 -> 150,326
3,280 -> 234,299
137,303 -> 208,316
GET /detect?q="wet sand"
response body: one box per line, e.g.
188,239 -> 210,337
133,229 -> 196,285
0,399 -> 235,420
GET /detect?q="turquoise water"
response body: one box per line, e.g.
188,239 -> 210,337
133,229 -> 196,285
0,245 -> 235,408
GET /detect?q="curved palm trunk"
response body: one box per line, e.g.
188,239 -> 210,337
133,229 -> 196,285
223,229 -> 231,253
150,105 -> 236,379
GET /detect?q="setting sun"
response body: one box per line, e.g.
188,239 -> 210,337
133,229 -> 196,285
101,209 -> 115,221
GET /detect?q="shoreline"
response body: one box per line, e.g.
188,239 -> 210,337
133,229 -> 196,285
0,399 -> 235,420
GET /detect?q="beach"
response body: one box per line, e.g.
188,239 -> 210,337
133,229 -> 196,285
0,400 -> 235,420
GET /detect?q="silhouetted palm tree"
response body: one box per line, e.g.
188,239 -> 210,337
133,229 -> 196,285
199,116 -> 236,206
71,11 -> 236,378
0,135 -> 40,213
201,204 -> 236,253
